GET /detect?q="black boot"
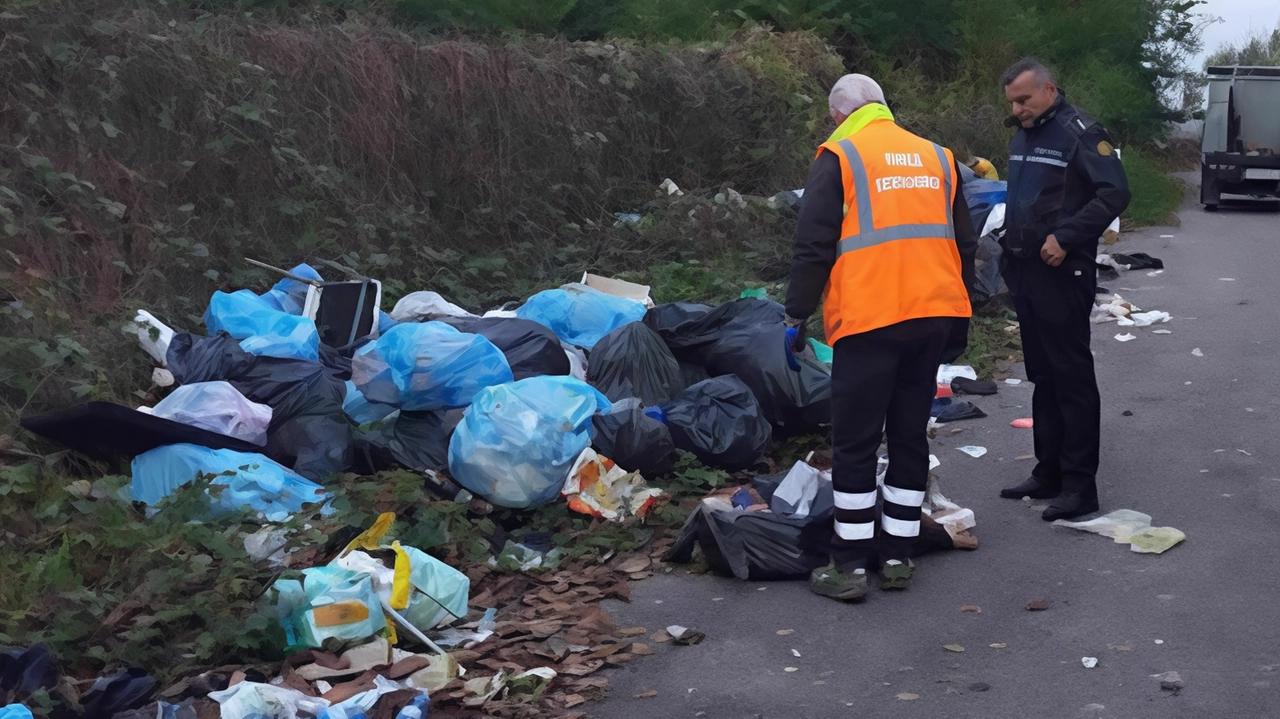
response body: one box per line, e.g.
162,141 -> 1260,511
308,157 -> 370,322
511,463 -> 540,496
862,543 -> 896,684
999,476 -> 1061,500
1041,491 -> 1099,521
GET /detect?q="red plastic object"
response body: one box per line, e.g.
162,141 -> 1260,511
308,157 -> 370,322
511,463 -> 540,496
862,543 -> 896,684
1010,418 -> 1034,428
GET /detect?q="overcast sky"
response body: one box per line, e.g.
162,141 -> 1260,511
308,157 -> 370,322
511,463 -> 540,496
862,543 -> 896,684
1197,0 -> 1280,63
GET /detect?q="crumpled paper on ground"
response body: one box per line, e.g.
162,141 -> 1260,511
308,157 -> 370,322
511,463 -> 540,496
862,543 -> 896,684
562,448 -> 665,521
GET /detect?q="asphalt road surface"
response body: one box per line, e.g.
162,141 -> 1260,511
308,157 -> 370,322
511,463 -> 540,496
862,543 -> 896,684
590,179 -> 1280,718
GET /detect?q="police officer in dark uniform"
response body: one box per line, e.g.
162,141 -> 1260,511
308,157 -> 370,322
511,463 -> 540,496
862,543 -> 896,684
996,59 -> 1131,521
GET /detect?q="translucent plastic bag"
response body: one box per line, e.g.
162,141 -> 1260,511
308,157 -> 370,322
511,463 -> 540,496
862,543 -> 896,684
342,380 -> 397,426
389,291 -> 475,322
334,545 -> 470,631
204,290 -> 321,362
259,263 -> 323,316
351,322 -> 513,411
515,283 -> 647,349
129,443 -> 328,522
151,381 -> 273,445
449,376 -> 612,508
271,566 -> 386,650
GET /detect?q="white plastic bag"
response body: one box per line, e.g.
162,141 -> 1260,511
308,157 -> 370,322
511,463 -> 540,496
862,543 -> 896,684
150,381 -> 273,445
389,291 -> 475,323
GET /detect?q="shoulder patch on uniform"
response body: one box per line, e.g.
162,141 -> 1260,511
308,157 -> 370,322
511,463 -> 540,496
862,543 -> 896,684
1096,140 -> 1114,157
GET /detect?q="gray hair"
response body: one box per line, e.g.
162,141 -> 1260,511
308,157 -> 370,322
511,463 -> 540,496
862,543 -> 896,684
1001,58 -> 1055,87
828,74 -> 886,116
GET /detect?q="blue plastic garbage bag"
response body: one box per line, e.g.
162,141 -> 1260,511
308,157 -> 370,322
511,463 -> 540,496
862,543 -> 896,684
0,706 -> 33,719
377,310 -> 398,335
342,380 -> 397,426
204,290 -> 321,362
449,376 -> 612,508
516,284 -> 646,349
130,444 -> 327,521
352,322 -> 512,411
259,263 -> 323,316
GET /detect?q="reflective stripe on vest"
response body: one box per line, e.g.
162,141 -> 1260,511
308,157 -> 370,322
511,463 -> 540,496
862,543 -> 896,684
834,138 -> 956,256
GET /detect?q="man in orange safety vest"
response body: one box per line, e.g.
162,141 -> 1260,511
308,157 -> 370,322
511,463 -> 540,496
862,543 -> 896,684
784,74 -> 977,601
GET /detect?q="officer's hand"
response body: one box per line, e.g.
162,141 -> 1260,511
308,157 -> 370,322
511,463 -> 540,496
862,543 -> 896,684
1041,234 -> 1066,267
784,316 -> 808,354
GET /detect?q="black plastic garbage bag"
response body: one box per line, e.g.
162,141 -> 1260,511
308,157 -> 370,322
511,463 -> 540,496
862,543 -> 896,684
643,299 -> 784,364
439,317 -> 569,380
661,376 -> 771,471
678,362 -> 710,391
936,400 -> 987,422
80,668 -> 155,719
587,322 -> 683,405
167,334 -> 352,480
703,323 -> 831,435
664,467 -> 962,580
353,409 -> 458,475
592,398 -> 677,477
0,643 -> 58,701
663,469 -> 830,580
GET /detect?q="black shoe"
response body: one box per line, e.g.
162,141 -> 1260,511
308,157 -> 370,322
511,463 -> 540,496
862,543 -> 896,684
1041,492 -> 1100,521
999,476 -> 1061,500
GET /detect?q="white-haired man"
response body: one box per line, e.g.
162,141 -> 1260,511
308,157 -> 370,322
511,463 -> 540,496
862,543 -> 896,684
784,74 -> 977,601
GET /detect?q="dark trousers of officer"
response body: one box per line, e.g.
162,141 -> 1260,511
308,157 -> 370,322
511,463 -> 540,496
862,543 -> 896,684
829,317 -> 950,571
1007,258 -> 1101,496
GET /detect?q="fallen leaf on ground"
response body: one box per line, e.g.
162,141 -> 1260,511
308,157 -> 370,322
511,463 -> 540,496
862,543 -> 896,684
776,629 -> 794,636
943,644 -> 965,653
651,630 -> 671,644
990,643 -> 1007,649
617,556 -> 651,574
1026,599 -> 1050,611
791,649 -> 801,657
634,689 -> 657,699
631,643 -> 653,656
1015,454 -> 1034,461
618,627 -> 647,637
897,693 -> 919,700
961,605 -> 981,613
784,667 -> 799,673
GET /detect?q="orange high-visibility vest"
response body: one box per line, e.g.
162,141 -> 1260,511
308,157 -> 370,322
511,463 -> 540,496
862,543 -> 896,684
818,120 -> 971,345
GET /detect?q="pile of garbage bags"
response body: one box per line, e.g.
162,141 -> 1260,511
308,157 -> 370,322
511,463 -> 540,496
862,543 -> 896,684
23,259 -> 848,515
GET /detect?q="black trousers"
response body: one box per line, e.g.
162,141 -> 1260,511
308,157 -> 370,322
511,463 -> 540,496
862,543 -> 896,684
1007,258 -> 1101,496
829,317 -> 950,570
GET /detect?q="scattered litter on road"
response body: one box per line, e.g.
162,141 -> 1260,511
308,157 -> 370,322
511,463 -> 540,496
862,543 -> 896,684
1082,657 -> 1098,669
1153,329 -> 1172,335
777,629 -> 795,635
1160,234 -> 1175,238
1005,378 -> 1022,385
1192,348 -> 1204,357
1220,278 -> 1236,281
1153,671 -> 1184,691
896,693 -> 919,700
943,644 -> 965,653
1115,333 -> 1136,342
1129,527 -> 1187,554
1010,418 -> 1033,429
791,649 -> 802,657
1155,640 -> 1165,645
990,643 -> 1007,649
961,605 -> 981,613
1054,509 -> 1185,554
956,446 -> 987,458
784,667 -> 799,673
1026,599 -> 1050,611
